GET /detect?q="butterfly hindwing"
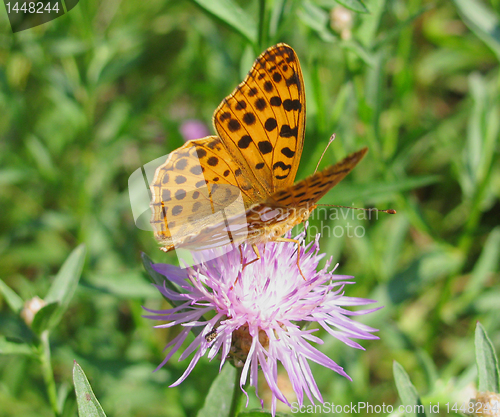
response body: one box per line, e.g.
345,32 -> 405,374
150,136 -> 259,248
213,43 -> 305,195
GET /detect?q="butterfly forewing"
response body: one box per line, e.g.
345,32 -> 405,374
267,148 -> 368,208
213,44 -> 305,195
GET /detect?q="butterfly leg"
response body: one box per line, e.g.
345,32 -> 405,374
242,244 -> 261,269
275,238 -> 306,280
233,245 -> 261,286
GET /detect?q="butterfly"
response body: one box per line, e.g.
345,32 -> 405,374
149,43 -> 368,274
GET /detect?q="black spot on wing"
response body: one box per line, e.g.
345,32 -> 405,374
265,118 -> 277,132
228,119 -> 241,132
279,125 -> 298,138
281,147 -> 295,158
258,141 -> 273,154
238,135 -> 252,149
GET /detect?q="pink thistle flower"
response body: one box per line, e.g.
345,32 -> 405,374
179,119 -> 210,141
144,231 -> 381,415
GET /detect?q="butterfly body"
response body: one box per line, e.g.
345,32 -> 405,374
150,44 -> 367,257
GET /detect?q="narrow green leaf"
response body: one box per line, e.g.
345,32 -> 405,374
141,253 -> 203,337
85,271 -> 158,299
44,244 -> 86,329
0,278 -> 24,313
453,0 -> 500,61
57,382 -> 72,417
31,302 -> 60,335
25,135 -> 57,180
393,361 -> 427,417
335,0 -> 368,13
323,175 -> 440,205
373,5 -> 432,49
339,40 -> 375,66
197,365 -> 236,417
356,0 -> 386,47
416,350 -> 439,393
73,361 -> 107,417
475,322 -> 500,393
141,252 -> 183,295
190,0 -> 257,44
465,73 -> 487,190
466,227 -> 500,294
298,1 -> 336,42
0,336 -> 34,356
0,169 -> 27,185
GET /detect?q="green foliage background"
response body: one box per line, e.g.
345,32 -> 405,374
0,0 -> 499,415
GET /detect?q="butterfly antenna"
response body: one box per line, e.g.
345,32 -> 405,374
318,204 -> 397,214
314,134 -> 336,174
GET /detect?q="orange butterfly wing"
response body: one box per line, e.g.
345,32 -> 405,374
213,44 -> 305,195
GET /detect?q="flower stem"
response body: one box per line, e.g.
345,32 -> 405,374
38,330 -> 60,417
229,366 -> 244,417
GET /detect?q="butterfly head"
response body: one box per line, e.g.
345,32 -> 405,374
298,204 -> 317,222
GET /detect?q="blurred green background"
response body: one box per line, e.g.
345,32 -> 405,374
1,0 -> 499,416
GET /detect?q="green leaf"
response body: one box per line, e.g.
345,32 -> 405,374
85,271 -> 158,299
73,361 -> 107,417
197,365 -> 236,417
141,253 -> 204,337
464,73 -> 487,192
44,244 -> 86,330
373,5 -> 432,49
466,227 -> 500,294
0,336 -> 34,356
393,361 -> 427,417
323,175 -> 440,205
339,40 -> 375,66
335,0 -> 368,13
31,302 -> 60,335
25,135 -> 58,180
0,169 -> 27,186
475,322 -> 500,393
0,278 -> 24,313
453,0 -> 500,61
190,0 -> 257,44
356,0 -> 386,47
297,1 -> 336,42
141,252 -> 183,295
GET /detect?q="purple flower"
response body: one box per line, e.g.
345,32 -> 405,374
144,231 -> 381,415
179,119 -> 210,141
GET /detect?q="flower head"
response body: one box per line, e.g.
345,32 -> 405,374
144,231 -> 381,415
179,119 -> 210,141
